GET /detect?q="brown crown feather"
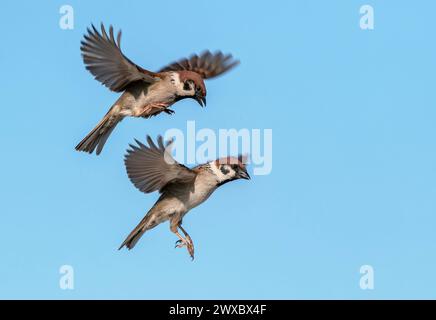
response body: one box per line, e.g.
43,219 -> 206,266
215,155 -> 248,170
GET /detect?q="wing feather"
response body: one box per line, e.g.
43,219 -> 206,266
125,136 -> 197,194
158,50 -> 239,79
81,23 -> 159,92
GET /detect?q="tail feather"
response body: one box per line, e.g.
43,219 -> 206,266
119,211 -> 156,250
75,108 -> 121,155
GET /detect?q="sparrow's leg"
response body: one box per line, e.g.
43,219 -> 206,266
177,224 -> 194,259
178,224 -> 194,250
171,221 -> 194,260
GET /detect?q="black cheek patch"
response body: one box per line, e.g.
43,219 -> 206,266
220,166 -> 230,175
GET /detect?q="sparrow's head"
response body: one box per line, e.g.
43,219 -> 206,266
177,71 -> 207,107
210,155 -> 250,186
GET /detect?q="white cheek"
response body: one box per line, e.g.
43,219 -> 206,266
170,72 -> 181,86
171,73 -> 193,96
210,163 -> 227,182
179,87 -> 195,97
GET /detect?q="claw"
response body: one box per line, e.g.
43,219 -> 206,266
174,228 -> 195,260
174,238 -> 194,260
175,239 -> 186,248
188,246 -> 195,260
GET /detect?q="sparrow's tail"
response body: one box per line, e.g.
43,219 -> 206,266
75,106 -> 122,155
118,208 -> 158,250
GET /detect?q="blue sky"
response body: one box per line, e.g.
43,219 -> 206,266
1,0 -> 436,299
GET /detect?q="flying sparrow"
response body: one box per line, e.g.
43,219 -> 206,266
119,135 -> 250,259
75,24 -> 239,155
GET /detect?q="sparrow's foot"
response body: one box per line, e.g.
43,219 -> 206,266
175,237 -> 195,260
138,102 -> 170,118
175,238 -> 187,248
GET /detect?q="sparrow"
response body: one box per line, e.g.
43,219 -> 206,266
118,135 -> 250,259
75,23 -> 239,155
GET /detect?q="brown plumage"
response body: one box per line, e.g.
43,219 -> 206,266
119,136 -> 250,259
76,23 -> 240,155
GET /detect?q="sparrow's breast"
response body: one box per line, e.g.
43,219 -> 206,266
186,175 -> 217,210
119,80 -> 177,116
143,80 -> 177,104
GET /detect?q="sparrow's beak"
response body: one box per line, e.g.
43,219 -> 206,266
195,93 -> 206,107
238,170 -> 251,180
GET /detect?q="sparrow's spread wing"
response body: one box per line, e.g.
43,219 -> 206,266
125,136 -> 197,194
81,24 -> 159,92
158,51 -> 239,79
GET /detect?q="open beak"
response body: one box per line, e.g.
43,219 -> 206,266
195,93 -> 206,107
238,170 -> 251,180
